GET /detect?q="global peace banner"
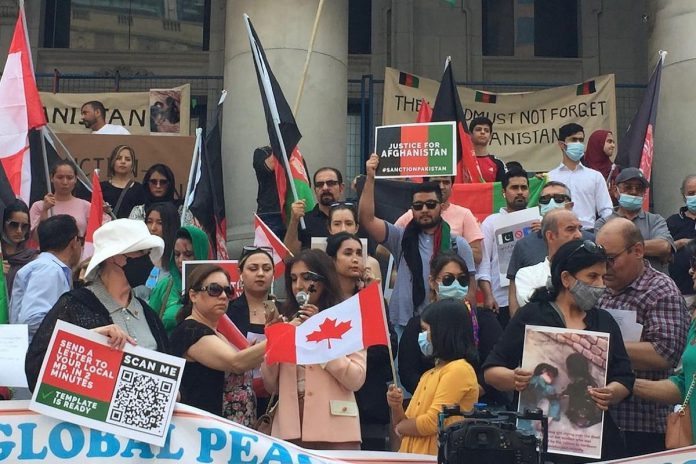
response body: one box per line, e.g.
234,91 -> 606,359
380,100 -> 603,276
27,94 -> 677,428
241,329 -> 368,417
0,401 -> 436,463
39,84 -> 191,135
382,67 -> 617,172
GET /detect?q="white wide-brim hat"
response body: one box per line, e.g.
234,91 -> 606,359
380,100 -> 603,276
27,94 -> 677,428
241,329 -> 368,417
85,219 -> 165,280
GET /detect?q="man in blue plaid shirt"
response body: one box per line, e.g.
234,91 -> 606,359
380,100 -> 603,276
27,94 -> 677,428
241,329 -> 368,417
597,218 -> 689,456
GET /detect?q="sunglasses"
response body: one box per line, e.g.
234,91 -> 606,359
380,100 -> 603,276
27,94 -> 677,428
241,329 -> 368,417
5,220 -> 29,231
330,201 -> 355,209
300,271 -> 325,282
197,282 -> 234,298
148,179 -> 169,187
240,245 -> 273,260
440,274 -> 469,287
539,194 -> 571,205
315,180 -> 340,189
568,240 -> 606,261
412,200 -> 439,211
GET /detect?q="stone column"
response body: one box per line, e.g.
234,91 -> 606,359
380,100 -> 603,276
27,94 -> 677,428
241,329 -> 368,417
647,1 -> 696,215
223,0 -> 348,253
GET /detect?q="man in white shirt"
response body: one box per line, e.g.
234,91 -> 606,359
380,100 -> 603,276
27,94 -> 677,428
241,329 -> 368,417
512,208 -> 583,308
548,123 -> 612,229
477,167 -> 530,327
81,100 -> 131,135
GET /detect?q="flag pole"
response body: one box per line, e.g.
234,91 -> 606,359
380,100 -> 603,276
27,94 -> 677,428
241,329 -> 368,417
18,1 -> 52,196
182,127 -> 203,227
244,14 -> 306,230
43,125 -> 92,191
292,0 -> 324,116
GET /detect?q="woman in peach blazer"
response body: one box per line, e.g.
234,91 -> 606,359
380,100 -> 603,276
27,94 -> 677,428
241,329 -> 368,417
261,249 -> 367,449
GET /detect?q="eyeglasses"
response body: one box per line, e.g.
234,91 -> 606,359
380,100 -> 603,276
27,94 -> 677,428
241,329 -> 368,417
300,271 -> 325,282
411,200 -> 440,211
148,179 -> 169,187
568,240 -> 606,261
539,194 -> 571,205
315,180 -> 340,189
606,244 -> 636,266
196,282 -> 234,298
5,220 -> 29,231
330,201 -> 355,209
440,274 -> 469,287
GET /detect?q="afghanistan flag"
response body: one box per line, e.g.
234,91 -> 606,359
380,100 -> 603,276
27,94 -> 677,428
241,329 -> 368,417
275,147 -> 315,223
576,80 -> 597,96
475,91 -> 497,104
189,102 -> 229,259
376,123 -> 455,178
431,59 -> 483,183
356,175 -> 547,224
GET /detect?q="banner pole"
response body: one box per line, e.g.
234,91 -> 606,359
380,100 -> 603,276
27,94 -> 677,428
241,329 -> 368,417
182,128 -> 203,227
244,14 -> 306,230
42,126 -> 92,192
293,0 -> 324,116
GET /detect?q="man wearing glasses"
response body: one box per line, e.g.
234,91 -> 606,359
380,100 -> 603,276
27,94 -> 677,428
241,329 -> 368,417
10,215 -> 83,342
359,154 -> 476,334
284,167 -> 347,253
595,167 -> 674,273
597,218 -> 688,456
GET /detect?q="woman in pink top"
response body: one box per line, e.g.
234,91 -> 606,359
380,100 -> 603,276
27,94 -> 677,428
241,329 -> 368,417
30,160 -> 109,244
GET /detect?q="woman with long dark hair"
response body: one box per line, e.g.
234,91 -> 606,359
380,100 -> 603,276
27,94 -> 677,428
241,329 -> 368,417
260,249 -> 366,450
387,299 -> 479,455
134,202 -> 179,300
1,199 -> 38,294
484,239 -> 634,462
128,163 -> 192,223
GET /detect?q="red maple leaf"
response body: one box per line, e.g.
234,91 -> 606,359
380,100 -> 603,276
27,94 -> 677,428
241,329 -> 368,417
306,318 -> 352,349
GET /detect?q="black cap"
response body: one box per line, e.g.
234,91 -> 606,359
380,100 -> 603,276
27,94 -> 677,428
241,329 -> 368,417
616,167 -> 649,187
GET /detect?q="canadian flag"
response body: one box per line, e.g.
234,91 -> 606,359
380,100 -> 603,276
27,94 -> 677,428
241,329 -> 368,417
254,213 -> 291,278
0,8 -> 47,204
83,170 -> 105,258
265,282 -> 389,365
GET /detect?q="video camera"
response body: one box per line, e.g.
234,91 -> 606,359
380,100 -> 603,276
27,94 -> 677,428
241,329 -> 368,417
437,404 -> 548,464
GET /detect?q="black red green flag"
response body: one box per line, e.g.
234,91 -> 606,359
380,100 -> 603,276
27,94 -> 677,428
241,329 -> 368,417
375,123 -> 455,178
576,80 -> 597,96
475,91 -> 497,104
430,60 -> 483,183
398,72 -> 420,88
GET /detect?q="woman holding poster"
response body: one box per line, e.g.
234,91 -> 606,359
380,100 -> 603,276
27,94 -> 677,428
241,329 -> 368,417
260,249 -> 366,450
170,263 -> 266,420
483,240 -> 634,461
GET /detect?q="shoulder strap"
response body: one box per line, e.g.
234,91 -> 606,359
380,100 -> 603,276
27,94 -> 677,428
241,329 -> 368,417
158,279 -> 175,319
682,373 -> 696,408
113,179 -> 135,216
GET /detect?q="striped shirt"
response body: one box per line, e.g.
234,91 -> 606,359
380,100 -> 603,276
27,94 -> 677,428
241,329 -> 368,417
598,262 -> 689,433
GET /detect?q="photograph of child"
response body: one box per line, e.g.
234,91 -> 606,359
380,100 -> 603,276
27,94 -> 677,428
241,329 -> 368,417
518,325 -> 609,459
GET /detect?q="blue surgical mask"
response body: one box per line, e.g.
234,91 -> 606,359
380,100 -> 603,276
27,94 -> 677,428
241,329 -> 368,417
618,193 -> 643,211
438,281 -> 469,300
418,330 -> 433,356
540,199 -> 564,217
686,195 -> 696,213
565,142 -> 585,162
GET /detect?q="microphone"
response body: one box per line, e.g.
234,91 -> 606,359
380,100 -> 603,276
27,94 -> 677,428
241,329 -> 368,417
295,291 -> 309,307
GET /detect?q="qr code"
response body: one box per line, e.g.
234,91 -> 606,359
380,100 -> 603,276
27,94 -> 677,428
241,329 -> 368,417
106,367 -> 175,436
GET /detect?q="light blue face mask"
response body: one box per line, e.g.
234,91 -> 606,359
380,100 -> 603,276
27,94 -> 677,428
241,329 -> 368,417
540,199 -> 564,217
618,193 -> 643,211
418,330 -> 433,356
438,281 -> 468,301
686,195 -> 696,213
565,142 -> 585,162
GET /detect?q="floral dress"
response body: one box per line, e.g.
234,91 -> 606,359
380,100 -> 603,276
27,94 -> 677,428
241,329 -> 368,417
222,368 -> 256,426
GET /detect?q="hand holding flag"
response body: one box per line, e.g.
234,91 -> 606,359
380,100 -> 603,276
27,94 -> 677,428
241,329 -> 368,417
264,282 -> 389,365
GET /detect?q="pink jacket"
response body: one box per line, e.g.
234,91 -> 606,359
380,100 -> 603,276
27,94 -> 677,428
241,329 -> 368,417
260,350 -> 367,442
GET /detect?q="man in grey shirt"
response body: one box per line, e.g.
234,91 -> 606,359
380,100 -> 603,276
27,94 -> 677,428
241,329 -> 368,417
358,154 -> 476,333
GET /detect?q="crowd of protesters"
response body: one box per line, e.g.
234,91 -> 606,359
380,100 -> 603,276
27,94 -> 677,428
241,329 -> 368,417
3,113 -> 696,462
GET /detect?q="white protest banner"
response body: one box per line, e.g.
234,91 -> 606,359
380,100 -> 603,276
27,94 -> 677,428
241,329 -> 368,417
0,324 -> 29,387
39,84 -> 191,136
29,321 -> 184,447
489,207 -> 541,287
373,122 -> 457,178
521,325 -> 610,460
382,67 -> 617,171
0,400 -> 436,463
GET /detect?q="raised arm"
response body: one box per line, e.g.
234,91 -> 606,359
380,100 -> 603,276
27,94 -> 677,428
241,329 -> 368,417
358,154 -> 388,243
186,335 -> 266,374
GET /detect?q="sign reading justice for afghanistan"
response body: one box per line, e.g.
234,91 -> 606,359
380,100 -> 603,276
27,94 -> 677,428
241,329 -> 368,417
374,121 -> 456,178
30,320 -> 185,447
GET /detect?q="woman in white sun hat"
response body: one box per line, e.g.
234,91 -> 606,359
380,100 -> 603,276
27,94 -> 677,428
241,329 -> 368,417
25,219 -> 170,391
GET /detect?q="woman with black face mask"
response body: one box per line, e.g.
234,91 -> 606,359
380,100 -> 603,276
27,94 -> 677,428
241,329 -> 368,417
483,239 -> 635,462
25,219 -> 170,392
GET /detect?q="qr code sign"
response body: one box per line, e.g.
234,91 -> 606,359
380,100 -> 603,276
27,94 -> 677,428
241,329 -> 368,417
106,367 -> 175,436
